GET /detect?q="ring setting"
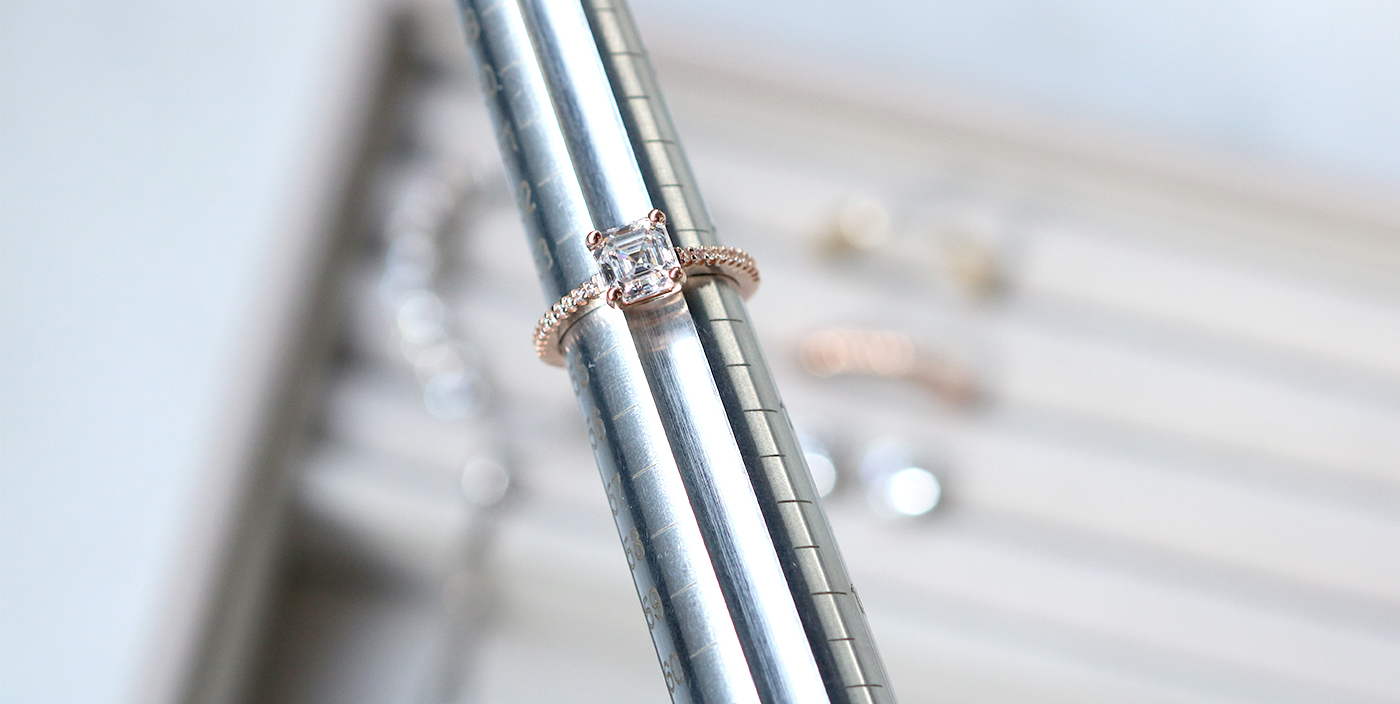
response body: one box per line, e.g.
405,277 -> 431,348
592,208 -> 686,307
534,209 -> 760,365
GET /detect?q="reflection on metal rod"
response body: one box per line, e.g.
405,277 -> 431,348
455,0 -> 895,701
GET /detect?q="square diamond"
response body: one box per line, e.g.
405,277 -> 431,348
594,216 -> 680,305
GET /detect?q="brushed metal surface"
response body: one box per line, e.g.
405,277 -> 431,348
582,1 -> 896,701
455,0 -> 871,701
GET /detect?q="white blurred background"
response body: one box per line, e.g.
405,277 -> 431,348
2,1 -> 1398,703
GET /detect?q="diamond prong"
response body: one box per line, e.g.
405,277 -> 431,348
605,287 -> 622,308
585,230 -> 603,248
648,208 -> 666,225
668,266 -> 685,283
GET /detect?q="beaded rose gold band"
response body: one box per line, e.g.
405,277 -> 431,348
533,242 -> 761,366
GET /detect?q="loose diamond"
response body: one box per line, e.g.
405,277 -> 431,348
593,215 -> 680,305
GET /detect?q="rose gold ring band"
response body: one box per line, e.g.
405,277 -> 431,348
533,244 -> 760,366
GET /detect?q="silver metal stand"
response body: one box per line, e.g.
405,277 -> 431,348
455,1 -> 894,701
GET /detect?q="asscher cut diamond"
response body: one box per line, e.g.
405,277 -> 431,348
594,216 -> 680,305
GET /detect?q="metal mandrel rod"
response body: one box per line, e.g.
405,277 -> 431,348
454,1 -> 896,702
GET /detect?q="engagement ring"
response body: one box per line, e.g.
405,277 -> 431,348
533,209 -> 760,365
